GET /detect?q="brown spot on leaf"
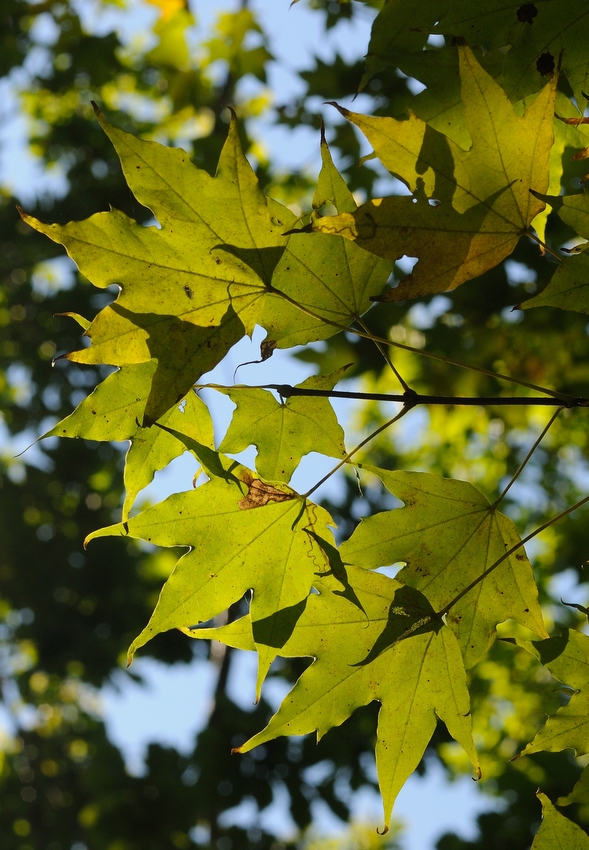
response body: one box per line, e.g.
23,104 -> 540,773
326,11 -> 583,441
536,52 -> 555,76
260,339 -> 276,361
517,3 -> 537,23
238,472 -> 294,510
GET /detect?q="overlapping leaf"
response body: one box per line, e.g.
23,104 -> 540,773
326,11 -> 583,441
259,130 -> 392,348
218,367 -> 348,482
340,466 -> 547,668
86,458 -> 335,693
21,111 -> 391,423
43,361 -> 215,518
188,566 -> 480,831
518,629 -> 589,758
365,1 -> 588,109
432,0 -> 589,108
310,46 -> 556,301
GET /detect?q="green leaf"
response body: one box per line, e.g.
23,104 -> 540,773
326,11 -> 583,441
20,111 -> 290,422
528,93 -> 589,245
531,792 -> 589,850
311,46 -> 556,300
518,630 -> 589,758
340,466 -> 548,668
360,0 -> 436,90
371,43 -> 505,149
206,567 -> 480,832
261,233 -> 392,347
434,1 -> 589,109
261,129 -> 392,347
86,462 -> 335,695
367,0 -> 585,113
522,191 -> 589,314
122,391 -> 214,521
218,367 -> 349,482
522,249 -> 589,315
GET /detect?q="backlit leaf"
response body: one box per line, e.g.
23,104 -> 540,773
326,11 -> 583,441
367,1 -> 589,115
522,192 -> 589,314
196,567 -> 480,831
310,46 -> 556,300
340,466 -> 547,668
86,460 -> 335,694
43,361 -> 215,518
218,367 -> 348,482
20,111 -> 391,420
433,1 -> 589,109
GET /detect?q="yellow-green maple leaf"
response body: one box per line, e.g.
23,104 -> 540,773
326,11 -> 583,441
86,459 -> 334,695
310,45 -> 556,301
188,566 -> 480,832
21,111 -> 390,422
218,368 -> 348,482
43,361 -> 215,519
340,466 -> 547,668
523,192 -> 589,315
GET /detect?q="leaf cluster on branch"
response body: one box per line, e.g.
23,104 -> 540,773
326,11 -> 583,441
22,1 -> 589,843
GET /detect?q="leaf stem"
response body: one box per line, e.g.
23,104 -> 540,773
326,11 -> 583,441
301,403 -> 413,500
525,228 -> 564,262
491,408 -> 562,509
354,315 -> 411,392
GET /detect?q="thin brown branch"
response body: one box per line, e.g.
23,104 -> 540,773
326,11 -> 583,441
492,408 -> 562,509
302,403 -> 414,499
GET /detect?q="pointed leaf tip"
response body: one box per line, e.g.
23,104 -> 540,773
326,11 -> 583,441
325,101 -> 349,118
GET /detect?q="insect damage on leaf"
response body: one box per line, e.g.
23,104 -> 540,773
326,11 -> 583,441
238,472 -> 294,509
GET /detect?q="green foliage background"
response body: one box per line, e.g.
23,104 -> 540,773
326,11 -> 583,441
4,1 -> 589,848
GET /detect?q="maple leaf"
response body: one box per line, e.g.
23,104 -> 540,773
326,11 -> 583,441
531,792 -> 589,850
309,46 -> 556,301
517,629 -> 589,759
20,111 -> 391,422
86,459 -> 335,695
218,367 -> 348,482
339,466 -> 548,668
19,106 -> 282,423
188,566 -> 480,831
43,361 -> 215,519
